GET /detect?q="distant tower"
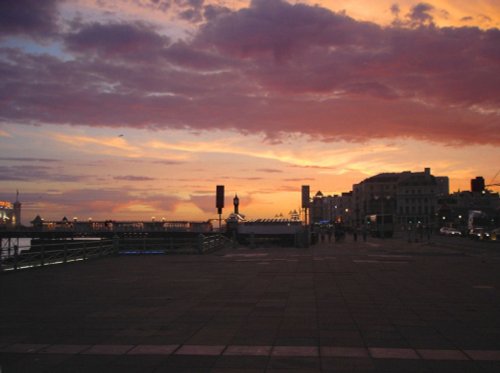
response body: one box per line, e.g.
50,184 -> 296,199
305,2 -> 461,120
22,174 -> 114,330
233,194 -> 239,215
471,177 -> 485,193
13,190 -> 21,227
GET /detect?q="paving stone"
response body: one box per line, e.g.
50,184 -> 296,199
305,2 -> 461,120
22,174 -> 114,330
0,343 -> 49,353
214,355 -> 269,369
372,358 -> 433,372
48,354 -> 120,373
0,353 -> 74,373
465,350 -> 500,361
82,344 -> 134,355
369,347 -> 420,359
155,355 -> 218,372
1,241 -> 500,372
175,344 -> 226,355
268,356 -> 320,371
271,345 -> 319,357
40,344 -> 91,354
417,349 -> 470,360
321,357 -> 375,372
127,344 -> 178,355
224,345 -> 272,356
320,346 -> 370,358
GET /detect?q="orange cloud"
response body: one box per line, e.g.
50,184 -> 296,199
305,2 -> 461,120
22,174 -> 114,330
0,129 -> 11,137
51,133 -> 142,156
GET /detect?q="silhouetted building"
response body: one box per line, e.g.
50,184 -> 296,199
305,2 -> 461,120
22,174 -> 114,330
352,167 -> 449,227
226,193 -> 246,227
31,214 -> 43,228
0,191 -> 22,228
311,191 -> 326,223
233,194 -> 239,214
309,191 -> 352,224
437,189 -> 500,229
13,190 -> 21,227
471,177 -> 485,193
331,192 -> 352,224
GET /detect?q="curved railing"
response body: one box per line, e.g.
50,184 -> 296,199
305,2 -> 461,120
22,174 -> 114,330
1,234 -> 229,272
1,239 -> 117,272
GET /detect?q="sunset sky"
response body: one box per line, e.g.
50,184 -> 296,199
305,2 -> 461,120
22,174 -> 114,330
1,0 -> 499,224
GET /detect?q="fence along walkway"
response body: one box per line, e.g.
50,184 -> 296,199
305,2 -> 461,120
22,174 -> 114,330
117,234 -> 229,255
0,234 -> 228,272
0,238 -> 117,272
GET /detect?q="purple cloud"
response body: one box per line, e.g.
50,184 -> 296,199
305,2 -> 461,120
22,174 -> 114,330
197,0 -> 381,61
0,0 -> 60,38
65,22 -> 170,60
1,0 -> 500,146
256,168 -> 283,173
0,157 -> 60,162
113,175 -> 157,181
407,3 -> 435,27
4,189 -> 183,222
0,165 -> 84,182
189,194 -> 216,213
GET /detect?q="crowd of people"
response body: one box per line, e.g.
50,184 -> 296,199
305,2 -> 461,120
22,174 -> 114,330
312,222 -> 369,245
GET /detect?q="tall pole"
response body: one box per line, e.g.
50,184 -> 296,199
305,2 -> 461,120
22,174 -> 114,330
216,185 -> 224,233
381,197 -> 384,239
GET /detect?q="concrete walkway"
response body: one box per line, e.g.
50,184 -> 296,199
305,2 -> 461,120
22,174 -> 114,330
1,237 -> 500,372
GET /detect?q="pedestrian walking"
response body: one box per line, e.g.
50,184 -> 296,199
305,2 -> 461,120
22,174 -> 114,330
327,225 -> 333,244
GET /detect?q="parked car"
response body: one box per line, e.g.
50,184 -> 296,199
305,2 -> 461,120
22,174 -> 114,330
439,227 -> 462,236
468,228 -> 490,240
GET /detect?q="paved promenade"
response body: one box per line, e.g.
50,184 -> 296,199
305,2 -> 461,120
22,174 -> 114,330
1,236 -> 500,372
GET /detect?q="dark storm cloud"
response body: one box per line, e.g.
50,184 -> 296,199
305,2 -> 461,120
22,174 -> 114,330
203,4 -> 231,21
407,3 -> 435,27
135,0 -> 205,20
196,0 -> 382,60
162,41 -> 234,70
0,0 -> 60,38
65,22 -> 170,60
1,0 -> 500,145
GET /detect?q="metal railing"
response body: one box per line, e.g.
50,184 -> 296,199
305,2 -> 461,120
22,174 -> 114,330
1,239 -> 117,272
199,234 -> 229,254
0,234 -> 229,272
118,234 -> 228,255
